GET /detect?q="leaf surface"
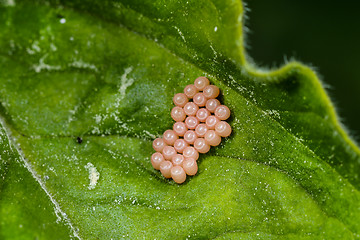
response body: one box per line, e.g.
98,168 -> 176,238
0,0 -> 359,239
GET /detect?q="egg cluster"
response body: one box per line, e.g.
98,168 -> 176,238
151,77 -> 232,184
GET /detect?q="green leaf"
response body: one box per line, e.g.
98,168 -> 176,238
0,121 -> 72,239
1,0 -> 359,239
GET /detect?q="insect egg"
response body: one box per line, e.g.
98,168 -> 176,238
151,76 -> 231,184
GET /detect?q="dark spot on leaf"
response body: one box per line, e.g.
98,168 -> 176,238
76,137 -> 83,144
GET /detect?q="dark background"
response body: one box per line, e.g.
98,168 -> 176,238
245,0 -> 360,140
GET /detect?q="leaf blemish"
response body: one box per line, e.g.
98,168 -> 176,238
84,162 -> 100,190
32,54 -> 61,73
173,26 -> 186,42
115,67 -> 134,106
76,137 -> 82,144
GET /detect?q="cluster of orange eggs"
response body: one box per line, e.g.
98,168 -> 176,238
151,77 -> 232,184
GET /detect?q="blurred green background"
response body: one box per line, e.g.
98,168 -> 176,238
246,0 -> 360,139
